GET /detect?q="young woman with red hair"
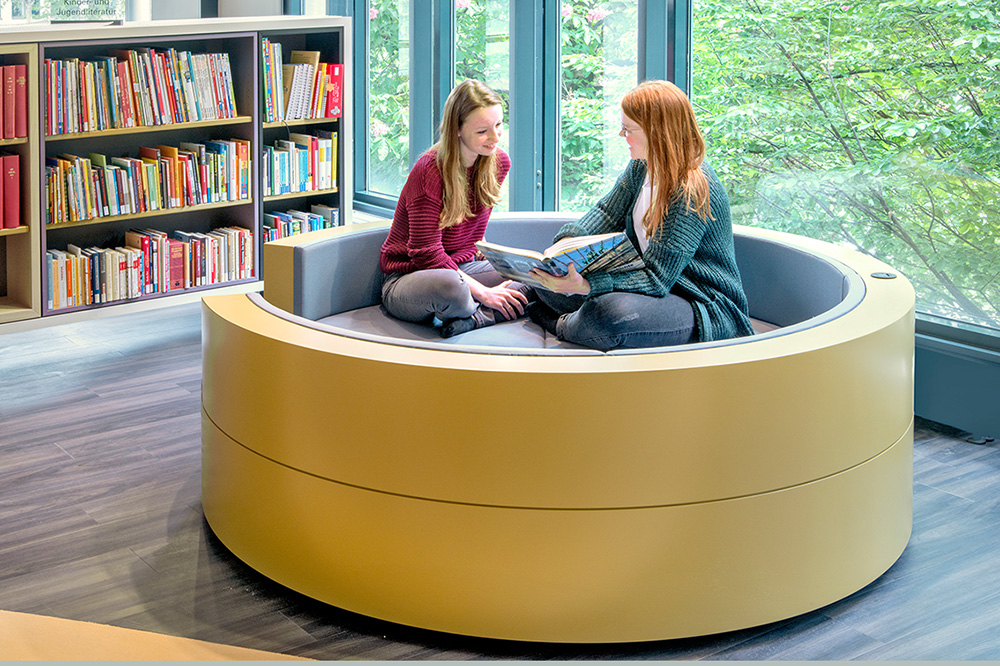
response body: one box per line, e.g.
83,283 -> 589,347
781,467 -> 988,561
380,79 -> 529,337
527,80 -> 754,350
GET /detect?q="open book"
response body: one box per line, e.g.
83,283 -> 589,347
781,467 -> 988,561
476,232 -> 644,289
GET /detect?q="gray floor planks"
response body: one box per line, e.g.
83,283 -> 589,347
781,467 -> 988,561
1,301 -> 998,660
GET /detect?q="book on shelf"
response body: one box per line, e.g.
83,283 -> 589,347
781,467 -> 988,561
475,232 -> 645,290
288,50 -> 320,118
46,48 -> 238,135
2,66 -> 16,139
12,64 -> 28,138
2,152 -> 20,228
310,203 -> 341,227
325,63 -> 342,118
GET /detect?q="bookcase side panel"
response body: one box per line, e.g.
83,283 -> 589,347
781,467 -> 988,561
0,43 -> 41,323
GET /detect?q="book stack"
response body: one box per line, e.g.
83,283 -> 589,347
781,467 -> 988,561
262,46 -> 342,122
44,138 -> 251,225
262,130 -> 337,196
43,48 -> 239,135
263,204 -> 340,241
1,152 -> 20,228
260,38 -> 285,123
1,64 -> 28,139
46,226 -> 253,310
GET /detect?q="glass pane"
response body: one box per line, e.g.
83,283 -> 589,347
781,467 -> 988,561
368,0 -> 411,196
559,0 -> 639,212
692,0 -> 1000,335
455,0 -> 511,212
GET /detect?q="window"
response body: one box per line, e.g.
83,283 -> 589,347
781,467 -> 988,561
692,0 -> 1000,337
455,0 -> 511,211
367,0 -> 411,197
558,0 -> 639,212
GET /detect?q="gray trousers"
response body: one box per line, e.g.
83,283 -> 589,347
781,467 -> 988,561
381,260 -> 508,324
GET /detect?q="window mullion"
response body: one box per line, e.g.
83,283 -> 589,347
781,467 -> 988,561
508,0 -> 546,211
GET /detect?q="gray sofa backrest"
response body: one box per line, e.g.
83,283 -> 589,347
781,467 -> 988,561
734,234 -> 852,328
287,213 -> 857,330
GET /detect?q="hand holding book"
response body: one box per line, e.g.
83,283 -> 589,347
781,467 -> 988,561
475,232 -> 644,290
528,262 -> 591,295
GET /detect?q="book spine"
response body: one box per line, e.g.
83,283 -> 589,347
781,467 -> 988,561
13,64 -> 27,138
1,153 -> 19,228
3,65 -> 16,138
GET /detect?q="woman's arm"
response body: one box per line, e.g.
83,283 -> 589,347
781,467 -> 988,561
460,271 -> 529,319
587,202 -> 708,297
553,160 -> 645,241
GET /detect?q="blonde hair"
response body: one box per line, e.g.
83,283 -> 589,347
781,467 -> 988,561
621,80 -> 712,238
432,79 -> 504,229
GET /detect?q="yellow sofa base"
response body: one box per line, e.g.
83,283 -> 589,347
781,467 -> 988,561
203,413 -> 911,643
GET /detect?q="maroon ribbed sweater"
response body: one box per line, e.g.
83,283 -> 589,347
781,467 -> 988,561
379,149 -> 511,275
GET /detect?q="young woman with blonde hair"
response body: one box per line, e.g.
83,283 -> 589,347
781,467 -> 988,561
527,80 -> 754,350
380,79 -> 529,337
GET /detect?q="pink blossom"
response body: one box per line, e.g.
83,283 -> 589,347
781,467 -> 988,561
586,8 -> 610,22
371,120 -> 390,138
456,0 -> 471,8
561,5 -> 572,17
369,7 -> 379,19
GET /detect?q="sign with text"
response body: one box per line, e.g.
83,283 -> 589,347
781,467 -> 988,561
45,0 -> 125,21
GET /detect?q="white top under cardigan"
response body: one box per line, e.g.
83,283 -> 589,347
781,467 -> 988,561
631,178 -> 653,252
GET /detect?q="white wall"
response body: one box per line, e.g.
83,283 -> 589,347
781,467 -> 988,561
217,0 -> 283,16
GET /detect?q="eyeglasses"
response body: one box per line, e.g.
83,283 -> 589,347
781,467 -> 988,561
620,125 -> 641,137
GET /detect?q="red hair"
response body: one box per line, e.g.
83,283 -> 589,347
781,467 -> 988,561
621,80 -> 712,237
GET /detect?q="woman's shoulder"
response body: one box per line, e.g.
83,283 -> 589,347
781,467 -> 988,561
406,150 -> 443,193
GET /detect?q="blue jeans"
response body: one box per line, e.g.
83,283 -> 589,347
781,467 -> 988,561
536,289 -> 697,351
381,260 -> 506,324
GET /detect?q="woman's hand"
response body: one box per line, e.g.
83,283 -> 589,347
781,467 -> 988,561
467,278 -> 529,320
529,264 -> 591,295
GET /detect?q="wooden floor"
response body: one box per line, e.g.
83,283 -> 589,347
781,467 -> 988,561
1,301 -> 999,660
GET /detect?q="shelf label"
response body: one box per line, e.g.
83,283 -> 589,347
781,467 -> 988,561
43,0 -> 125,21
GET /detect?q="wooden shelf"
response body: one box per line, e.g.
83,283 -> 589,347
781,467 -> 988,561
0,296 -> 36,324
263,117 -> 340,129
46,199 -> 253,231
45,116 -> 254,142
264,187 -> 339,203
0,136 -> 28,147
0,225 -> 30,238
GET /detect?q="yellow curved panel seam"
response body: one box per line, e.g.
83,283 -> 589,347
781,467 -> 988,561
203,402 -> 912,512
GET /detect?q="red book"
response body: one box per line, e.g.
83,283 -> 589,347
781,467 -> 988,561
167,239 -> 186,290
14,65 -> 27,138
2,65 -> 14,138
324,63 -> 342,118
1,152 -> 19,228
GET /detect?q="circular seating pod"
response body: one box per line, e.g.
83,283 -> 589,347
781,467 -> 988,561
200,217 -> 915,643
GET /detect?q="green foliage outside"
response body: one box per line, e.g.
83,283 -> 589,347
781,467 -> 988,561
367,0 -> 411,195
693,0 -> 1000,330
367,0 -> 999,330
557,1 -> 637,212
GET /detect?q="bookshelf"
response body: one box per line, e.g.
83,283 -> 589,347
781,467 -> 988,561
0,43 -> 40,325
259,27 -> 349,242
0,16 -> 352,326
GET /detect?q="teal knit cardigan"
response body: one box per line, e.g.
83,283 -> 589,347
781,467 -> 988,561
554,160 -> 755,343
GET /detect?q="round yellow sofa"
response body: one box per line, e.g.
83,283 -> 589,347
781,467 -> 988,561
201,215 -> 915,643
